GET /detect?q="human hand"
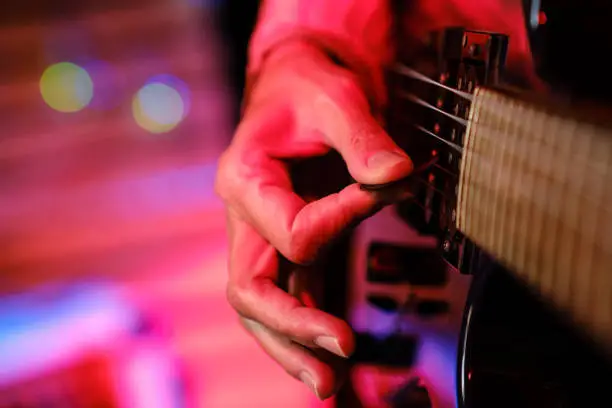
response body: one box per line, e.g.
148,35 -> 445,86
215,40 -> 413,400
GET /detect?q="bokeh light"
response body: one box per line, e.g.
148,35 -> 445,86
132,75 -> 191,134
40,62 -> 94,113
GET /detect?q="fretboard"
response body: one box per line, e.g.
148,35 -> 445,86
457,87 -> 612,351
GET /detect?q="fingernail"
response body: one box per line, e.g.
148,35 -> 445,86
367,151 -> 409,170
299,371 -> 321,400
315,336 -> 347,358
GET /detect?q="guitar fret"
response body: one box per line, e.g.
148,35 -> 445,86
513,95 -> 531,279
414,125 -> 463,153
574,122 -> 597,328
524,95 -> 548,300
557,114 -> 581,317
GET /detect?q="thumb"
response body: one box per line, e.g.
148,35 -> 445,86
319,101 -> 413,185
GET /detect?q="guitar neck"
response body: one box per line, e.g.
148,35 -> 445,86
458,86 -> 612,352
387,27 -> 612,353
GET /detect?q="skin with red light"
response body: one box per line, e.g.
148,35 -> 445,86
216,0 -> 536,401
216,38 -> 413,400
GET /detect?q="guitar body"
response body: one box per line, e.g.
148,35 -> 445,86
335,1 -> 612,407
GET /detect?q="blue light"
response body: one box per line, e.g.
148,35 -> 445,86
133,74 -> 191,134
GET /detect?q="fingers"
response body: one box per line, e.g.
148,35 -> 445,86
314,90 -> 414,186
227,215 -> 355,357
219,147 -> 404,263
234,276 -> 354,355
241,317 -> 341,400
228,215 -> 352,399
216,81 -> 412,264
288,265 -> 318,308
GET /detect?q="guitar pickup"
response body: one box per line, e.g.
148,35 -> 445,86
415,299 -> 450,317
366,242 -> 447,285
366,294 -> 400,313
352,332 -> 417,367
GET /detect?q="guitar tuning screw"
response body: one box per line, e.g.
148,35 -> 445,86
443,240 -> 452,252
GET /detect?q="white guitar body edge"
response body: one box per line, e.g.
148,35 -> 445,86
347,205 -> 473,408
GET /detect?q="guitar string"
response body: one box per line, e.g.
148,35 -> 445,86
397,89 -> 611,173
414,124 -> 463,153
391,63 -> 474,101
392,66 -> 610,173
396,92 -> 469,126
394,63 -> 609,155
396,84 -> 612,215
395,66 -> 611,158
388,67 -> 467,192
391,67 -> 612,262
391,64 -> 607,174
399,69 -> 612,333
396,66 -> 612,228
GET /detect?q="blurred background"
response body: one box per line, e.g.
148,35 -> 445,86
0,0 -> 329,406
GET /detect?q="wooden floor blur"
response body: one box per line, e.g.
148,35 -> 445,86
0,2 -> 329,406
119,195 -> 331,408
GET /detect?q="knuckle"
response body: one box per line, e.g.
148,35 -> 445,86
350,119 -> 383,151
285,233 -> 316,265
214,151 -> 234,200
285,294 -> 305,312
238,316 -> 257,332
215,149 -> 249,202
226,283 -> 248,314
335,74 -> 362,99
213,176 -> 228,201
349,126 -> 369,150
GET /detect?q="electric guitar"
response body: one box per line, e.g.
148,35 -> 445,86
335,2 -> 612,407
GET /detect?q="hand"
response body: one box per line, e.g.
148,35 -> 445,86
215,40 -> 413,400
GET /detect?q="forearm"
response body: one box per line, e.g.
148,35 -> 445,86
247,0 -> 393,109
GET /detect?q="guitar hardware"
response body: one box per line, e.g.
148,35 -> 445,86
391,65 -> 474,101
337,19 -> 612,408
